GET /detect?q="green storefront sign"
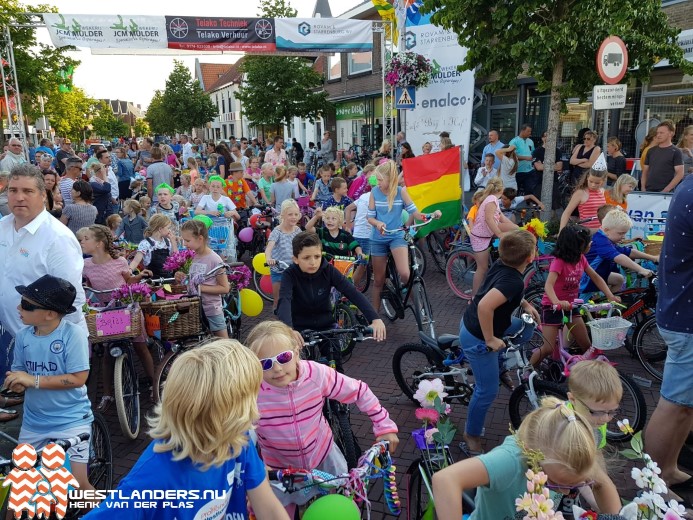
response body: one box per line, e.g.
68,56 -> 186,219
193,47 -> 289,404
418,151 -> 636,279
336,100 -> 367,121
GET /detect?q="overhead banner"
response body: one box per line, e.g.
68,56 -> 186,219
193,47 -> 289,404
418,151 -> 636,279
275,18 -> 372,52
165,16 -> 276,52
403,9 -> 475,164
43,14 -> 168,48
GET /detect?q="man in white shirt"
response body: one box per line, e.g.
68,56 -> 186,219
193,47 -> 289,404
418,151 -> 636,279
181,134 -> 194,164
0,138 -> 27,172
265,136 -> 287,166
96,149 -> 120,206
0,164 -> 87,388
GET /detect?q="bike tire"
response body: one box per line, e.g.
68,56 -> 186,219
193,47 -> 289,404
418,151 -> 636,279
381,263 -> 403,321
606,372 -> 647,443
253,270 -> 273,301
334,302 -> 357,361
225,293 -> 243,341
445,248 -> 476,300
405,459 -> 435,520
89,412 -> 113,491
509,379 -> 568,430
393,343 -> 447,404
633,314 -> 665,382
114,351 -> 141,440
153,351 -> 179,403
327,401 -> 360,470
352,259 -> 371,294
411,280 -> 436,338
426,233 -> 447,274
413,244 -> 426,278
513,288 -> 543,318
149,337 -> 166,367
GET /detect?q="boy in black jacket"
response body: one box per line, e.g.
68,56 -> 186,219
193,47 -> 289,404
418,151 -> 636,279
277,231 -> 386,342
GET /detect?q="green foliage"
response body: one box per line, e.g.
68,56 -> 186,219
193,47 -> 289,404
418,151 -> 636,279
43,87 -> 96,141
257,0 -> 297,17
91,101 -> 129,139
134,118 -> 151,137
144,90 -> 170,135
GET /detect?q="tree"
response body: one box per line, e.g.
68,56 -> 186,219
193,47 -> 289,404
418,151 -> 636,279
43,87 -> 96,142
134,118 -> 151,138
424,0 -> 693,211
145,90 -> 174,135
235,0 -> 332,130
92,101 -> 129,139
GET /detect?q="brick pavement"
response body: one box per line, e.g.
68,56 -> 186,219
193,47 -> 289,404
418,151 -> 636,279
4,252 -> 672,518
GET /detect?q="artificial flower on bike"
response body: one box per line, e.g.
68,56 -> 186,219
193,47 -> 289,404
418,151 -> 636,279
111,282 -> 152,305
413,378 -> 456,468
163,249 -> 195,274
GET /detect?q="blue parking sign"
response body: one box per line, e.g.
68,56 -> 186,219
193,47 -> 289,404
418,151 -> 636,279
395,86 -> 416,109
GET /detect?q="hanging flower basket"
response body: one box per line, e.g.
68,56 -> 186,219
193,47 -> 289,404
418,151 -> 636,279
385,52 -> 432,88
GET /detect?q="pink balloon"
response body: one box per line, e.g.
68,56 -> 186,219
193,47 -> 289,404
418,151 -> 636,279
238,226 -> 254,243
260,274 -> 273,295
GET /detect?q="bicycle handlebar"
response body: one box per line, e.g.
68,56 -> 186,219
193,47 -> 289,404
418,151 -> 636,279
552,300 -> 615,313
301,325 -> 373,345
382,214 -> 440,235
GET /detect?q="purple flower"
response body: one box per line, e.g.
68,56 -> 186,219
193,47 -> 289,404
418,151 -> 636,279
163,249 -> 196,273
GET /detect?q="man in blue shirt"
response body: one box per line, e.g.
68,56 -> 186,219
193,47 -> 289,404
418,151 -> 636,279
481,130 -> 504,171
508,124 -> 535,195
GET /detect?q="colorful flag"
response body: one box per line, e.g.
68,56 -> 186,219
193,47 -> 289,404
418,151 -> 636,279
403,145 -> 462,233
57,66 -> 73,93
371,0 -> 398,42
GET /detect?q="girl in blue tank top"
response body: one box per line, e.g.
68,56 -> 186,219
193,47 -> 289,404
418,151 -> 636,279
367,160 -> 441,312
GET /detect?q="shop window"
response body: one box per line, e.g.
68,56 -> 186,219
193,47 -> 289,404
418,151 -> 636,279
348,52 -> 372,75
648,69 -> 693,92
490,91 -> 517,106
644,94 -> 693,142
328,54 -> 342,80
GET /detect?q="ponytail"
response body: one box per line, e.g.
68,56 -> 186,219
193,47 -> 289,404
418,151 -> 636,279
479,177 -> 503,203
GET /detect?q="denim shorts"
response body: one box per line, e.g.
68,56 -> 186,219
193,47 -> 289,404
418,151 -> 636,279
206,313 -> 227,332
355,237 -> 371,256
370,236 -> 408,257
270,270 -> 284,284
659,327 -> 693,407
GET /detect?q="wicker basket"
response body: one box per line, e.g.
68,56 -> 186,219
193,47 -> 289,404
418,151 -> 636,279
140,297 -> 202,340
587,316 -> 633,350
643,240 -> 663,256
86,305 -> 142,343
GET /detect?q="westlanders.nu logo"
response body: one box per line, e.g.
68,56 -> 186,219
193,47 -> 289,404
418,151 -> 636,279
2,443 -> 78,520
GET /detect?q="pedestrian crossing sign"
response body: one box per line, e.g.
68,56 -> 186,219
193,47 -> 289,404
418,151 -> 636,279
395,86 -> 416,109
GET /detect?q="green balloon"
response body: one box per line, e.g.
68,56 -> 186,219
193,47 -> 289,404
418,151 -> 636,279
193,214 -> 214,229
302,494 -> 359,520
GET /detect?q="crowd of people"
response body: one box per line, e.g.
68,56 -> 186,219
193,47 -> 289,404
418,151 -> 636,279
0,119 -> 690,520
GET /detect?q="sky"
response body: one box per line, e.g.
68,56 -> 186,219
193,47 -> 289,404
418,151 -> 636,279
41,0 -> 364,110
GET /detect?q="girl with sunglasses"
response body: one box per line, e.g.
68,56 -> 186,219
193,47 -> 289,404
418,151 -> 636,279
245,321 -> 400,519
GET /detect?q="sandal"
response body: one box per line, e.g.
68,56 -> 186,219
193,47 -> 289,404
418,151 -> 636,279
97,395 -> 114,412
0,408 -> 18,422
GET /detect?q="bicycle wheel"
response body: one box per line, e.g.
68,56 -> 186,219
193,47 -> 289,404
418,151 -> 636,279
413,244 -> 426,278
523,262 -> 550,291
513,288 -> 543,318
426,233 -> 447,274
382,265 -> 404,321
153,351 -> 179,403
327,400 -> 360,469
253,270 -> 273,301
88,412 -> 113,491
445,248 -> 476,300
405,459 -> 435,520
633,314 -> 665,382
225,293 -> 243,341
113,350 -> 141,440
148,337 -> 166,367
334,302 -> 356,361
411,280 -> 435,338
606,373 -> 647,443
393,343 -> 448,404
508,379 -> 568,429
352,260 -> 371,294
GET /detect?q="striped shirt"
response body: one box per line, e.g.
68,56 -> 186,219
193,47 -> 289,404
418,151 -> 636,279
578,189 -> 606,229
256,360 -> 397,469
59,177 -> 75,205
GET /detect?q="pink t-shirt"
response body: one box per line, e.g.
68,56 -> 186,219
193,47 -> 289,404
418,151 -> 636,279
188,251 -> 225,318
541,255 -> 589,306
470,195 -> 501,252
83,256 -> 130,304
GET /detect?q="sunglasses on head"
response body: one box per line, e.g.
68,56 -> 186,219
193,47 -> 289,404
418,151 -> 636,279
259,350 -> 295,371
20,299 -> 49,312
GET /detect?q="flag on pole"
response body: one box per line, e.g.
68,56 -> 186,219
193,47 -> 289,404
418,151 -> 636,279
58,66 -> 74,92
403,145 -> 462,233
371,0 -> 398,42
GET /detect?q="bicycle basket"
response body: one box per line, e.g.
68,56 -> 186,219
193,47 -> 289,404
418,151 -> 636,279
332,256 -> 353,276
140,297 -> 202,340
587,316 -> 633,350
86,305 -> 142,343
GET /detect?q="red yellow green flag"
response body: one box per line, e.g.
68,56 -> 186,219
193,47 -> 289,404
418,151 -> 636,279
402,145 -> 462,233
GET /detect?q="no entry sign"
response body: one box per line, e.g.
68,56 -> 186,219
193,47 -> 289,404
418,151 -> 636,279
596,36 -> 629,85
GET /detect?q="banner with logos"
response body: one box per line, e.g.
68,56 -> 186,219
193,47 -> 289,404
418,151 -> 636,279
403,10 -> 475,166
164,16 -> 276,52
43,14 -> 168,48
275,18 -> 372,52
627,192 -> 672,238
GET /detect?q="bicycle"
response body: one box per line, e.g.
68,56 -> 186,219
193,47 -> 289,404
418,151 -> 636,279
268,441 -> 400,520
508,301 -> 647,443
380,220 -> 437,338
301,326 -> 374,470
237,205 -> 277,261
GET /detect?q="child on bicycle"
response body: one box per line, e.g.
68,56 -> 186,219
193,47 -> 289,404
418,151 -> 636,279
129,214 -> 178,278
85,340 -> 289,519
5,275 -> 94,492
175,219 -> 230,338
196,175 -> 240,221
432,397 -> 621,520
321,177 -> 353,211
310,165 -> 333,206
149,183 -> 180,223
465,189 -> 484,225
80,224 -> 156,411
266,199 -> 303,311
580,209 -> 658,295
276,231 -> 386,341
529,224 -> 619,368
367,159 -> 441,312
246,320 -> 399,518
306,206 -> 363,258
499,187 -> 544,222
459,230 -> 540,455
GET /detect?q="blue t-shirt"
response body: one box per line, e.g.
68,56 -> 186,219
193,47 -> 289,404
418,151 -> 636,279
369,186 -> 416,242
322,194 -> 353,211
482,141 -> 504,170
12,320 -> 92,433
657,175 -> 693,333
580,229 -> 632,293
84,438 -> 266,520
509,136 -> 535,173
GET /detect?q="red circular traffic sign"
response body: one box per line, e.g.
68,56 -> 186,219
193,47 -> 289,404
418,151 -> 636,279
596,36 -> 629,85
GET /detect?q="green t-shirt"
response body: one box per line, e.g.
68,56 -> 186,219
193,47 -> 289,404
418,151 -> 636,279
317,227 -> 359,258
258,177 -> 272,200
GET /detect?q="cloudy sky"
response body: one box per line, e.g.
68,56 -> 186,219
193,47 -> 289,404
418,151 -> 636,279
43,0 -> 363,110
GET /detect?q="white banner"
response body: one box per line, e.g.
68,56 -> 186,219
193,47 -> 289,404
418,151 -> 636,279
275,18 -> 372,52
43,14 -> 168,49
626,191 -> 672,238
403,12 -> 475,169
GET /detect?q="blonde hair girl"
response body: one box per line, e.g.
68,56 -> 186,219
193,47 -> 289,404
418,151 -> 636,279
605,173 -> 637,209
560,168 -> 608,231
432,397 -> 616,520
269,165 -> 298,213
265,199 -> 302,309
90,340 -> 289,518
367,159 -> 441,312
246,321 -> 399,518
129,214 -> 178,278
469,177 -> 518,296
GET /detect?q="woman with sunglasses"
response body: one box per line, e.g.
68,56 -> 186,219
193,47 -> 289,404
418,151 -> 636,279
569,130 -> 601,185
245,320 -> 400,520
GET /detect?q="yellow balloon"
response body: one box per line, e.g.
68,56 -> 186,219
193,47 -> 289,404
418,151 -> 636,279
252,253 -> 271,276
239,289 -> 264,317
